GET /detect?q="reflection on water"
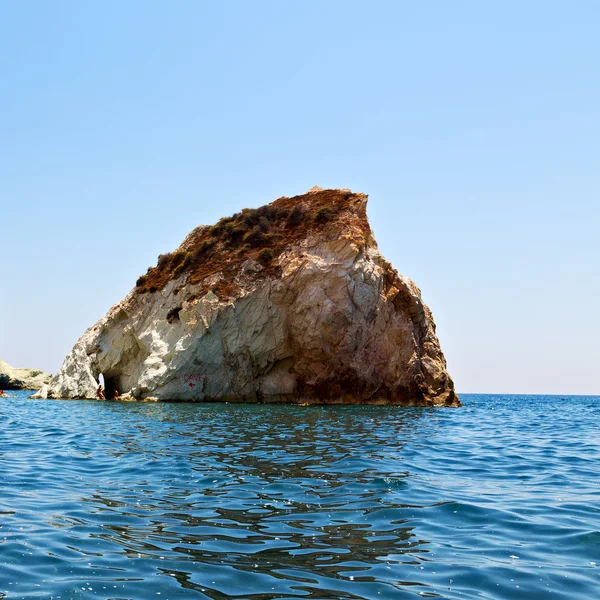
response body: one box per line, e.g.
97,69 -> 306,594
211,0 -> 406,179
1,393 -> 599,599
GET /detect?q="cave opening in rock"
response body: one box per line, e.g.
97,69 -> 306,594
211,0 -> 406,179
102,375 -> 120,399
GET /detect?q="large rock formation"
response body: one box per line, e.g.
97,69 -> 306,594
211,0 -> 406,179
45,188 -> 459,406
0,359 -> 51,390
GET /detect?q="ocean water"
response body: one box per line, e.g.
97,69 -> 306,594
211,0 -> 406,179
0,393 -> 598,600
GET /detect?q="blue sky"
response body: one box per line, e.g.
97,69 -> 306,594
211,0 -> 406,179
1,1 -> 598,394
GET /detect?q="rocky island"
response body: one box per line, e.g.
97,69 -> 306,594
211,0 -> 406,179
0,358 -> 51,391
43,188 -> 459,406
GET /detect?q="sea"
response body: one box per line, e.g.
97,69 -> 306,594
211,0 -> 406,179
0,392 -> 598,600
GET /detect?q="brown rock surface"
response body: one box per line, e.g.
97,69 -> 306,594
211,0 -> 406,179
45,188 -> 459,406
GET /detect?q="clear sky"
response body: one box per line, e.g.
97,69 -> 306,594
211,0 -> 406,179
1,1 -> 598,394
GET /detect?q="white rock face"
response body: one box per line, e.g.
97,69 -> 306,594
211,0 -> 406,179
45,189 -> 459,406
0,359 -> 51,390
29,384 -> 48,399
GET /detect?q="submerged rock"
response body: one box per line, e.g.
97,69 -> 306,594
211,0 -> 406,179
45,188 -> 459,406
0,359 -> 51,390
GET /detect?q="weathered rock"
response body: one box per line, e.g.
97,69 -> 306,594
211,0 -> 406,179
0,359 -> 51,390
45,188 -> 459,406
29,384 -> 49,399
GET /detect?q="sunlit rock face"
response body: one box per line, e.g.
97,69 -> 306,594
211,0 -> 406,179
0,359 -> 51,390
46,188 -> 459,406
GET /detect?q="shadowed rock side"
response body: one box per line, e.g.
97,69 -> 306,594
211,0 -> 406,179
45,188 -> 459,406
0,359 -> 51,390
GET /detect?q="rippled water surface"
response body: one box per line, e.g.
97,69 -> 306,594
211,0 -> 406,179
0,393 -> 598,599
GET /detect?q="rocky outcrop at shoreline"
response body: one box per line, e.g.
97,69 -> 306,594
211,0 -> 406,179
44,187 -> 459,406
0,359 -> 51,390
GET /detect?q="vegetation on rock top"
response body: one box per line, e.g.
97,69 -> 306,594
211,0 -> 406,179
135,189 -> 371,300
